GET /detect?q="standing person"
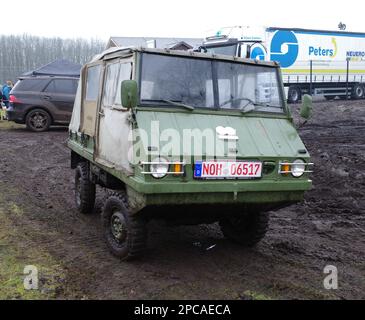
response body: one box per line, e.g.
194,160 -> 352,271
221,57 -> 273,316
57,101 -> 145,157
1,81 -> 13,121
2,80 -> 13,108
0,85 -> 5,121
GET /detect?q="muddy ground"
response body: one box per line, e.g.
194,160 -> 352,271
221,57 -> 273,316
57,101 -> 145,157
0,99 -> 364,300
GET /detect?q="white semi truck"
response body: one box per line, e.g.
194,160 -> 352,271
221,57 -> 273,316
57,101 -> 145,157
199,26 -> 365,103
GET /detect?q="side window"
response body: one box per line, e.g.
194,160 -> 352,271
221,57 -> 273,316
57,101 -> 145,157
85,65 -> 101,101
44,79 -> 78,95
115,63 -> 132,105
15,79 -> 49,92
102,62 -> 120,107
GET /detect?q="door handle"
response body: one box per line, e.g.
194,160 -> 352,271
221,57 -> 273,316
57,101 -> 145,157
43,95 -> 52,100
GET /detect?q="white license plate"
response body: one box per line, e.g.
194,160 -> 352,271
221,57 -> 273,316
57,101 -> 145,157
194,161 -> 263,179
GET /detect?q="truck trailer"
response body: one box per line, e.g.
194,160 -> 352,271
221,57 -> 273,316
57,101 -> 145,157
200,26 -> 365,103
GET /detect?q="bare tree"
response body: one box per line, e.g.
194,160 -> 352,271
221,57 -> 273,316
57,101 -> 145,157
0,34 -> 105,84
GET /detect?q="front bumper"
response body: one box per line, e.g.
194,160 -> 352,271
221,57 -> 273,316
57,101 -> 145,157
142,190 -> 308,207
129,175 -> 312,194
129,177 -> 311,207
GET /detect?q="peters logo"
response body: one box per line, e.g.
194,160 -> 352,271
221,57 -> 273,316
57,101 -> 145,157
309,37 -> 337,58
250,44 -> 266,61
270,31 -> 299,68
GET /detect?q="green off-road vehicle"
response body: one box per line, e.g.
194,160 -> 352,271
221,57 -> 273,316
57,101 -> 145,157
68,47 -> 313,260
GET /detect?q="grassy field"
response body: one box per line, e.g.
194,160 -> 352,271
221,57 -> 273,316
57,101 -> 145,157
0,191 -> 66,299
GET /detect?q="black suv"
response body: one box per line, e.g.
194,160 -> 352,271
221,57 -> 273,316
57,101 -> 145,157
7,76 -> 78,132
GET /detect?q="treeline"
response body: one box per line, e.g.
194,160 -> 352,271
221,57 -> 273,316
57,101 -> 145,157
0,34 -> 106,83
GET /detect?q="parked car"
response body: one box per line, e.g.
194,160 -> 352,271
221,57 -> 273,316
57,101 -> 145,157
7,76 -> 79,132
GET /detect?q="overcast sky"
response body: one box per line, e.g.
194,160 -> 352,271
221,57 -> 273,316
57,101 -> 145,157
2,0 -> 365,41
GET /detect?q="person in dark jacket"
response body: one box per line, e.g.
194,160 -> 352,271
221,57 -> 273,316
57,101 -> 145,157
2,80 -> 13,108
0,88 -> 5,121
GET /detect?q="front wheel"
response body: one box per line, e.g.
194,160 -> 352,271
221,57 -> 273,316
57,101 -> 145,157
287,86 -> 302,104
101,192 -> 147,260
75,162 -> 96,214
26,108 -> 51,132
220,212 -> 269,247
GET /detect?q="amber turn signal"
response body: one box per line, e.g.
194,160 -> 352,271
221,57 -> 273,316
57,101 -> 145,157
281,164 -> 291,175
173,163 -> 183,176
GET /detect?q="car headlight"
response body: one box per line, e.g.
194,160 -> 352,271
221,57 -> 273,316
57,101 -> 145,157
291,159 -> 306,177
150,157 -> 169,179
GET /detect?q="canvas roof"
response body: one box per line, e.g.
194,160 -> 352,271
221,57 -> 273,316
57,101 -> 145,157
106,36 -> 203,50
89,47 -> 278,68
22,59 -> 82,77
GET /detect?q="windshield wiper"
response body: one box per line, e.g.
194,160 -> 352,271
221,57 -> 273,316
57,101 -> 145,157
142,99 -> 195,111
240,100 -> 264,114
162,100 -> 195,111
241,102 -> 281,114
241,103 -> 257,114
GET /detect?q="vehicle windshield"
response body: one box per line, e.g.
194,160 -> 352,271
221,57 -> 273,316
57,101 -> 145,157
140,53 -> 284,113
204,43 -> 238,56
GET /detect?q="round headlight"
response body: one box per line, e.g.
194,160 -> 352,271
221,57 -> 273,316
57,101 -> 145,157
150,157 -> 169,179
291,159 -> 306,177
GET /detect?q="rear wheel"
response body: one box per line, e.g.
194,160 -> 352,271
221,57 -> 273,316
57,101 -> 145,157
287,86 -> 302,104
324,95 -> 335,101
101,192 -> 147,260
352,84 -> 365,100
220,211 -> 269,247
75,162 -> 96,214
26,108 -> 51,132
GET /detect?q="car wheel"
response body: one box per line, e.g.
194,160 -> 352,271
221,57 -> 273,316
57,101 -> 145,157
220,211 -> 269,247
26,108 -> 51,132
287,86 -> 302,104
75,162 -> 96,214
101,192 -> 147,260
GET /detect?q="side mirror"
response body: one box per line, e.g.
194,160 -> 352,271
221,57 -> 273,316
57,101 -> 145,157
300,94 -> 313,120
121,80 -> 138,109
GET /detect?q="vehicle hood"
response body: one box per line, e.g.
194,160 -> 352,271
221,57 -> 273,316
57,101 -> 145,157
135,110 -> 309,159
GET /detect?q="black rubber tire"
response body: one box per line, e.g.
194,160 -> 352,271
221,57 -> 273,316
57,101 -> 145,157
75,162 -> 96,214
101,192 -> 147,260
352,84 -> 365,100
220,212 -> 269,247
287,86 -> 302,104
26,108 -> 51,132
324,95 -> 335,101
